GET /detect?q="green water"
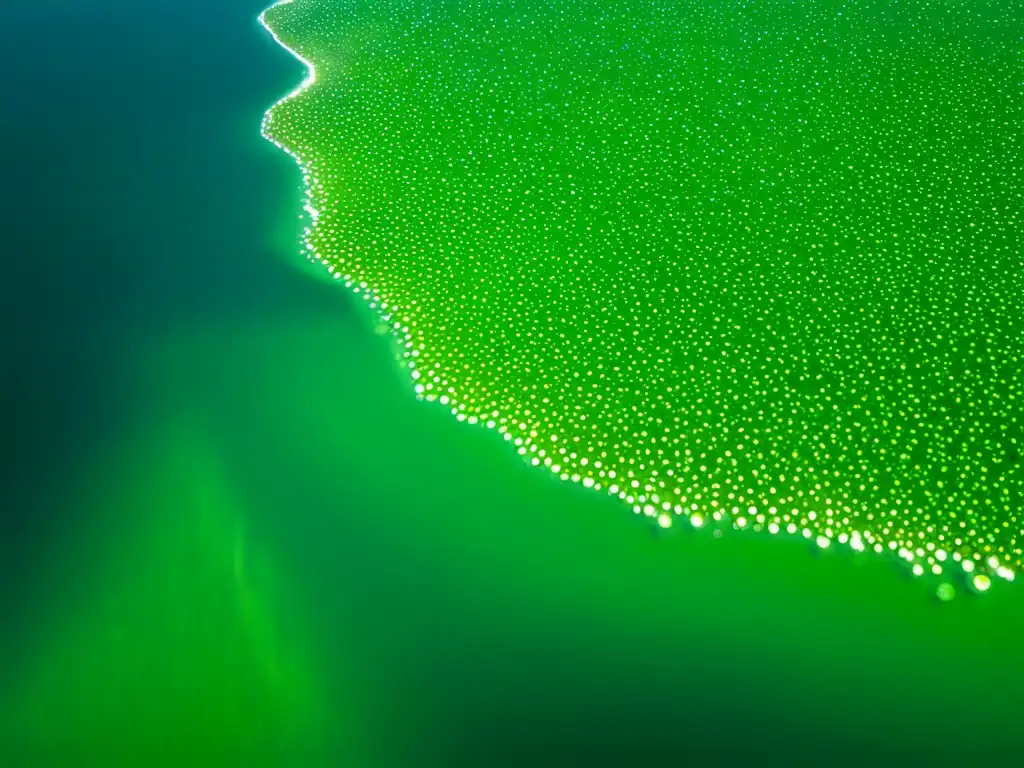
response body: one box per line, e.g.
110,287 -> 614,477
0,0 -> 1022,765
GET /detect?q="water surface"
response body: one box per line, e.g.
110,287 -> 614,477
0,0 -> 1022,764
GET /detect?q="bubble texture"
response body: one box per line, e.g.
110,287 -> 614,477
261,0 -> 1022,585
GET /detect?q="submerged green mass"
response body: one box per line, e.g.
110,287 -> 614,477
262,0 -> 1022,584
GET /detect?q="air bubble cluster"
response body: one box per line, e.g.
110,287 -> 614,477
261,0 -> 1022,587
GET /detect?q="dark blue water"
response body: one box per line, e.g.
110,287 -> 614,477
0,0 -> 315,582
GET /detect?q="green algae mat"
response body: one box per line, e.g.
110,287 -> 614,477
261,0 -> 1022,589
